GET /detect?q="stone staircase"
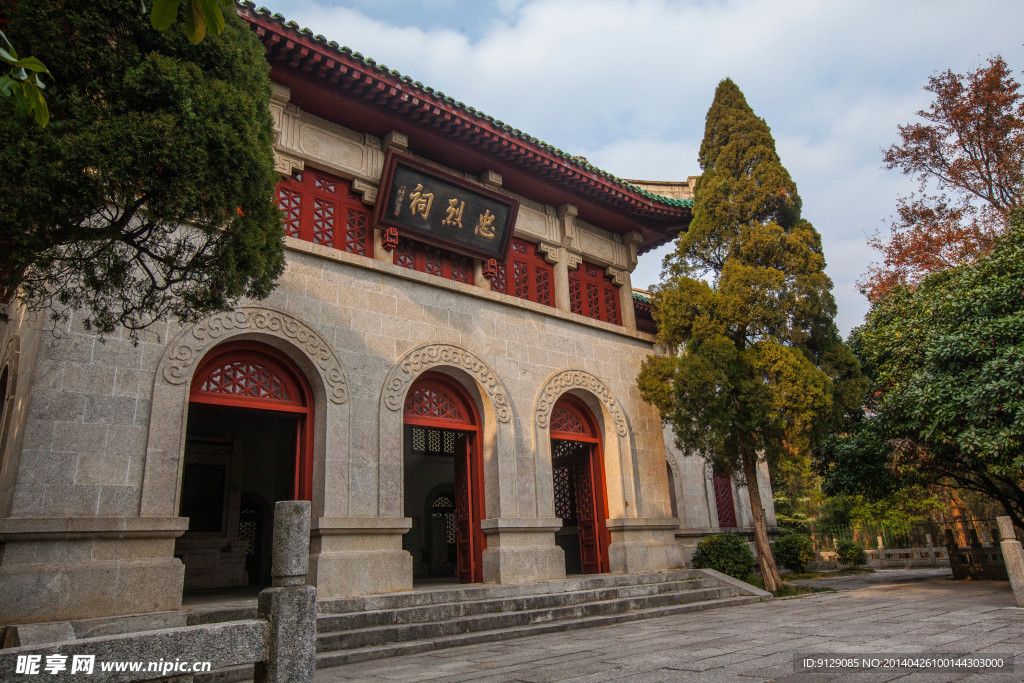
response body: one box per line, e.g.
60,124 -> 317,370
195,569 -> 765,681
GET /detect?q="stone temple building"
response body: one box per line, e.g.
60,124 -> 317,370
0,3 -> 776,626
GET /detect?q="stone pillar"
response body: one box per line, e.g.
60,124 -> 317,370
997,516 -> 1024,608
555,205 -> 579,314
255,501 -> 316,683
606,267 -> 636,331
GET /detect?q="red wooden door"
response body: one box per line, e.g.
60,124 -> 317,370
575,444 -> 602,574
713,474 -> 737,528
551,397 -> 609,574
453,433 -> 480,583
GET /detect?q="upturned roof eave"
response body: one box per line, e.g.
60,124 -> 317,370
239,2 -> 691,249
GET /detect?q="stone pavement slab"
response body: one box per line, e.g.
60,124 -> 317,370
316,569 -> 1023,682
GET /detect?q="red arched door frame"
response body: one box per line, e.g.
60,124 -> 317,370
550,394 -> 610,574
403,372 -> 485,583
189,341 -> 314,501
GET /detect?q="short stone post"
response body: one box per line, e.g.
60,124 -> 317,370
255,501 -> 316,682
997,516 -> 1024,608
925,533 -> 936,567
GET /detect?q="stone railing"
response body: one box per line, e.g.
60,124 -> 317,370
0,502 -> 316,682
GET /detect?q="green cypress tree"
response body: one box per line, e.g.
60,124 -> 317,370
639,79 -> 862,591
1,0 -> 284,335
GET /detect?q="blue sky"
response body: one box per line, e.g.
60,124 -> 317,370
253,0 -> 1024,335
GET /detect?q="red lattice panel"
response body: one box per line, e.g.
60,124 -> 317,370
513,260 -> 529,298
604,287 -> 619,325
396,237 -> 417,269
274,170 -> 372,255
423,245 -> 444,277
312,198 -> 336,246
713,475 -> 737,528
535,268 -> 551,306
200,361 -> 291,401
586,283 -> 601,320
345,209 -> 367,255
277,187 -> 302,237
405,385 -> 465,421
489,262 -> 507,293
392,237 -> 475,285
551,404 -> 587,434
450,255 -> 471,283
568,260 -> 621,325
314,174 -> 336,193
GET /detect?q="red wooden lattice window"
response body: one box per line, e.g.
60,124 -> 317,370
489,238 -> 554,307
550,402 -> 591,437
568,261 -> 620,325
405,384 -> 467,422
191,348 -> 307,411
276,169 -> 373,257
394,236 -> 474,285
713,474 -> 737,528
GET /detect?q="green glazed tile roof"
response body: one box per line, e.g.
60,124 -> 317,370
241,2 -> 693,211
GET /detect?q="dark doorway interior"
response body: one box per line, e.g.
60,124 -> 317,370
175,403 -> 296,591
402,424 -> 473,581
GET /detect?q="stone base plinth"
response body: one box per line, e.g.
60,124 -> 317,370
0,517 -> 188,624
606,518 -> 686,574
310,517 -> 412,598
481,518 -> 565,584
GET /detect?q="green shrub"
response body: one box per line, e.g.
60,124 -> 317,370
691,533 -> 755,580
836,540 -> 868,568
772,533 -> 815,573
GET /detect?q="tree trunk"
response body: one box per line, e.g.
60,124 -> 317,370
740,445 -> 783,592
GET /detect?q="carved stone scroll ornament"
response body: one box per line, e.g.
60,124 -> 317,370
162,307 -> 348,404
536,370 -> 628,437
382,343 -> 511,423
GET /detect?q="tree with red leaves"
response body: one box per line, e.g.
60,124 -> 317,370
861,56 -> 1024,301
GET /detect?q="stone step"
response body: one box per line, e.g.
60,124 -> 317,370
315,594 -> 761,668
316,569 -> 705,614
316,585 -> 739,651
316,577 -> 718,631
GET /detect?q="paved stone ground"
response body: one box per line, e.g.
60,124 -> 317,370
316,568 -> 1024,682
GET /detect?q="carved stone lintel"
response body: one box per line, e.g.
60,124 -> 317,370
274,151 -> 304,178
605,266 -> 628,287
536,242 -> 562,265
351,178 -> 378,205
565,251 -> 583,270
383,343 -> 511,423
162,307 -> 348,405
536,370 -> 628,437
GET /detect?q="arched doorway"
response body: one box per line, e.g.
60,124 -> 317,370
402,373 -> 484,583
175,341 -> 313,590
550,395 -> 610,574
